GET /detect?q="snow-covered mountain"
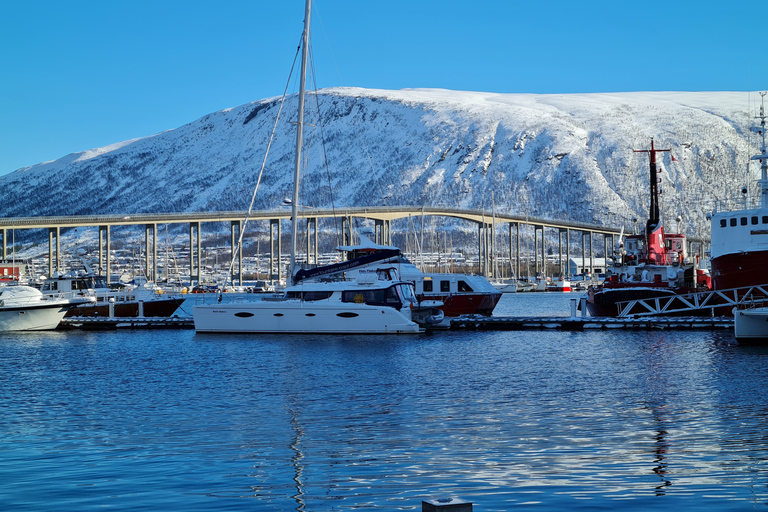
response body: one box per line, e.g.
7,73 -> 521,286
2,88 -> 762,240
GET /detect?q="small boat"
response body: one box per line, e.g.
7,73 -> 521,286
546,279 -> 571,292
734,304 -> 768,342
38,272 -> 185,318
0,285 -> 93,331
586,139 -> 712,317
490,278 -> 518,293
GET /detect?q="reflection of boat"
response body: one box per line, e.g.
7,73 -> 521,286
193,0 -> 423,335
586,139 -> 711,317
710,92 -> 768,293
38,273 -> 184,318
0,285 -> 93,331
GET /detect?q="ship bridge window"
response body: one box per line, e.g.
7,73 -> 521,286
741,217 -> 748,226
720,219 -> 727,227
423,280 -> 433,292
440,280 -> 451,292
458,280 -> 474,292
763,216 -> 768,224
752,216 -> 759,225
730,218 -> 737,227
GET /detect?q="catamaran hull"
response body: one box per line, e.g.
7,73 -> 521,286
0,304 -> 71,331
193,302 -> 422,334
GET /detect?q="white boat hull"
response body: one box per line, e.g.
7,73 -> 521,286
193,300 -> 422,334
734,307 -> 768,341
0,303 -> 71,331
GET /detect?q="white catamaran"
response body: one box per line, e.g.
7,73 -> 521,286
192,0 -> 423,334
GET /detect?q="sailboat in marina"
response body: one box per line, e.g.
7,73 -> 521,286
192,0 -> 423,334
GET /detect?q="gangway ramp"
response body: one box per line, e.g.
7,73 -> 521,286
614,284 -> 768,317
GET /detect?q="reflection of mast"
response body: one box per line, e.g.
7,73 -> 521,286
652,429 -> 671,494
289,405 -> 306,511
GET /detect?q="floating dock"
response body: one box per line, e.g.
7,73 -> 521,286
59,316 -> 195,330
57,315 -> 734,332
450,315 -> 734,331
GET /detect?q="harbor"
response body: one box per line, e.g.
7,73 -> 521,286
1,292 -> 760,512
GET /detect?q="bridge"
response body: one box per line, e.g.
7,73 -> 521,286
0,206 -> 708,285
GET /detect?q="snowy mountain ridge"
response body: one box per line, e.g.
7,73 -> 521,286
2,87 -> 762,240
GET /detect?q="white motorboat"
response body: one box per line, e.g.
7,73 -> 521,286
193,0 -> 425,335
38,272 -> 184,318
0,285 -> 94,331
490,279 -> 518,293
734,306 -> 768,342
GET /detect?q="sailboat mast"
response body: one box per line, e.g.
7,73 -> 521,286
290,0 -> 311,284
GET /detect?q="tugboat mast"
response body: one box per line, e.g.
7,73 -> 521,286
634,138 -> 671,234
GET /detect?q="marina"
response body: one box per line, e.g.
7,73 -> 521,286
1,292 -> 764,512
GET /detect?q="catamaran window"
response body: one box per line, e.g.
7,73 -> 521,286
741,217 -> 748,226
720,219 -> 727,227
457,280 -> 474,292
752,216 -> 759,225
440,281 -> 451,292
423,280 -> 433,292
287,290 -> 333,301
730,218 -> 737,227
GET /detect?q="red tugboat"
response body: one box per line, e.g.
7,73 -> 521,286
586,139 -> 711,317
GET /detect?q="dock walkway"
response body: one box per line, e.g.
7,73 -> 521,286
57,315 -> 734,332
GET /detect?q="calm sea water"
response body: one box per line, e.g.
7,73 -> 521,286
1,293 -> 766,511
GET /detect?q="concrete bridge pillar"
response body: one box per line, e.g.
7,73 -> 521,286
230,220 -> 242,286
144,224 -> 156,282
47,227 -> 60,277
98,225 -> 110,283
305,217 -> 318,265
189,222 -> 201,286
269,219 -> 281,283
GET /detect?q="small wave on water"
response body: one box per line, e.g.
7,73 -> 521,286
1,293 -> 766,511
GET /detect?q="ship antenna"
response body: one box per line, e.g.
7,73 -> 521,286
753,92 -> 768,209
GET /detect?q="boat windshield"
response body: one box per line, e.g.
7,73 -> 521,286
396,283 -> 417,304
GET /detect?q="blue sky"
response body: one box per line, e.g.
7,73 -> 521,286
0,0 -> 764,175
